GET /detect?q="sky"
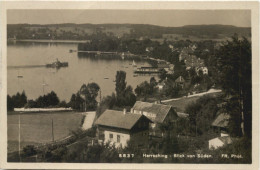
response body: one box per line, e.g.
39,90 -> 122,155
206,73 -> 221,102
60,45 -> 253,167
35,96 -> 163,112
7,10 -> 251,27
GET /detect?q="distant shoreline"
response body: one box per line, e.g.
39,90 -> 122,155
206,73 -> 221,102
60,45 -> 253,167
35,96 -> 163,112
7,110 -> 80,115
11,39 -> 89,43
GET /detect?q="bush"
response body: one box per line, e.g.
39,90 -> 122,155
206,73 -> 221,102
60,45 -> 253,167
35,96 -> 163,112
23,145 -> 37,156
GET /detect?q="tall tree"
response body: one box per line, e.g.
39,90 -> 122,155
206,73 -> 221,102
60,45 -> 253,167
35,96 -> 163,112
79,83 -> 100,111
115,71 -> 126,97
215,35 -> 251,137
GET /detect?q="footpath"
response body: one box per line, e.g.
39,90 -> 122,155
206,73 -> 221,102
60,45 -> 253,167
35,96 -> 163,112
161,89 -> 222,103
81,112 -> 96,130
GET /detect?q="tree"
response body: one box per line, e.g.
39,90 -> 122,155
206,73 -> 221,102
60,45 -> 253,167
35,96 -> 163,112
79,83 -> 100,111
159,69 -> 167,81
96,92 -> 116,118
115,71 -> 127,97
134,81 -> 151,98
47,91 -> 60,106
7,91 -> 27,110
124,85 -> 136,106
185,95 -> 219,136
149,77 -> 157,89
23,145 -> 37,157
114,71 -> 136,107
7,95 -> 14,111
80,84 -> 88,111
69,93 -> 84,110
215,36 -> 251,137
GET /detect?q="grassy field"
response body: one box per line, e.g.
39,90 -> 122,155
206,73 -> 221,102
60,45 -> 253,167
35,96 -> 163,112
7,111 -> 84,153
164,92 -> 222,112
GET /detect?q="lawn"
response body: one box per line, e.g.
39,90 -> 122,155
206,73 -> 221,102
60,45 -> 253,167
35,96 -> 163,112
164,92 -> 222,112
7,111 -> 84,153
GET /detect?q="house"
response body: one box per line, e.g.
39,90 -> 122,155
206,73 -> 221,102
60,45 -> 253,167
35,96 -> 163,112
131,101 -> 178,136
157,81 -> 166,91
95,109 -> 152,148
184,55 -> 205,70
211,113 -> 230,133
175,76 -> 186,88
209,136 -> 233,150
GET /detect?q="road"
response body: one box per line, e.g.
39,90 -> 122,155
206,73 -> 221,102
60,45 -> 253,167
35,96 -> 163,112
81,112 -> 96,130
161,88 -> 222,103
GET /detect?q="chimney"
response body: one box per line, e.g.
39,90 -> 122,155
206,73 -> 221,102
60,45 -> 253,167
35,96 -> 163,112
123,108 -> 127,115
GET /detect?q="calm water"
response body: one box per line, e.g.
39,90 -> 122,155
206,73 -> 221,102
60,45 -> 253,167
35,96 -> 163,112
7,42 -> 154,102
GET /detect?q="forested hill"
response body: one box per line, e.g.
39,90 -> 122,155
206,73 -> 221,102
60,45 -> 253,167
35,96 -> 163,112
7,23 -> 251,40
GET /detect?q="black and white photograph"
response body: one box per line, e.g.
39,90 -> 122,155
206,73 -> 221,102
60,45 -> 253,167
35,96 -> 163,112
0,1 -> 259,169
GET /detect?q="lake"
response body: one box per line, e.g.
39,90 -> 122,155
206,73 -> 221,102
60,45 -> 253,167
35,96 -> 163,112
7,41 -> 154,102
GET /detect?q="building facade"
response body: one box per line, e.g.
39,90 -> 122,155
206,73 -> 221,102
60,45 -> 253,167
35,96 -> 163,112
95,109 -> 152,148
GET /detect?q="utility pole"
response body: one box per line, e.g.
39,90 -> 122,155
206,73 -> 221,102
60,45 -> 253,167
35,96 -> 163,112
18,113 -> 21,162
52,118 -> 54,142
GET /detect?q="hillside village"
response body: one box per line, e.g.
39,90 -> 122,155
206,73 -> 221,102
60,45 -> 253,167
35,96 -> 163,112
7,24 -> 251,163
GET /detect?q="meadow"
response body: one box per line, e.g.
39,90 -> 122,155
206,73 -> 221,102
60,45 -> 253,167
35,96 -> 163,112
7,111 -> 84,153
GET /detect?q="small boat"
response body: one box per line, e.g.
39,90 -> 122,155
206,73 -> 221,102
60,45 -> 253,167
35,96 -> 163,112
132,60 -> 137,67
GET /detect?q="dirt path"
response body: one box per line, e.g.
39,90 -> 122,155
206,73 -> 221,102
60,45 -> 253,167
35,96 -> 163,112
81,112 -> 96,130
161,89 -> 222,103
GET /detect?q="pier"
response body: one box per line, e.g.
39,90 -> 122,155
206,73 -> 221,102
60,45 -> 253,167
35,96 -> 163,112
134,67 -> 163,74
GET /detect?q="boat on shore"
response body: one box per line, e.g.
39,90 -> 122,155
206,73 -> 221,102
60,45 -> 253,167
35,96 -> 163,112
46,59 -> 68,68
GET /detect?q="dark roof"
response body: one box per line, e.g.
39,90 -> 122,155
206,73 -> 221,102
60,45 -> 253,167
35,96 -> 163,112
175,76 -> 185,83
212,113 -> 230,128
95,110 -> 147,130
132,101 -> 174,123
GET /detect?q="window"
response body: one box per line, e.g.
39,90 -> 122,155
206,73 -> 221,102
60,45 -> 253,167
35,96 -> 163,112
109,133 -> 113,140
117,135 -> 120,143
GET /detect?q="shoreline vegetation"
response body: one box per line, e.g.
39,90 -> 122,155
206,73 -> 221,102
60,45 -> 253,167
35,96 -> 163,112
10,39 -> 89,43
